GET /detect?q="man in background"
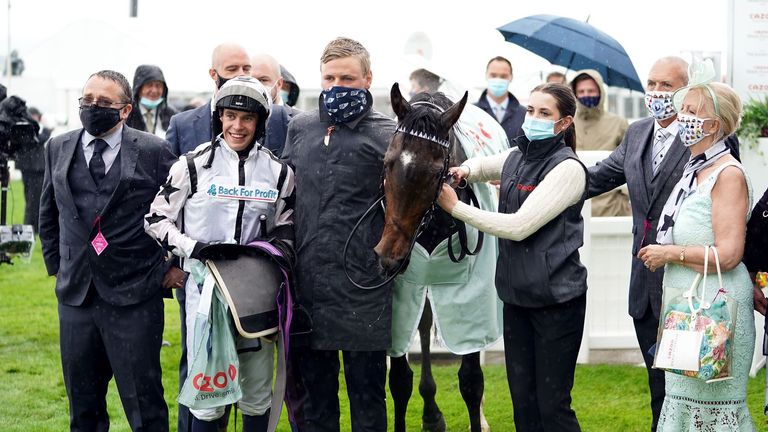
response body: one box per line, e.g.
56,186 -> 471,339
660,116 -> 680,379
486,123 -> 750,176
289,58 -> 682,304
408,68 -> 441,97
14,106 -> 50,233
474,56 -> 525,146
546,71 -> 567,84
571,69 -> 630,216
126,64 -> 178,139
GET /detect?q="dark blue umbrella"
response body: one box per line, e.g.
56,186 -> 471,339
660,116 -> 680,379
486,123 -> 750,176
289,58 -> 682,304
497,14 -> 644,92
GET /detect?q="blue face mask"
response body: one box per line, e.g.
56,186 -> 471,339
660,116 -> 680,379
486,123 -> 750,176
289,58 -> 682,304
487,78 -> 510,98
321,86 -> 371,123
577,96 -> 600,108
279,89 -> 290,104
140,96 -> 164,109
522,116 -> 564,141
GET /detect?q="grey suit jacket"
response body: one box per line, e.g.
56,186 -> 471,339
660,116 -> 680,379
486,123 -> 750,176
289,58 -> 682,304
39,126 -> 176,307
588,117 -> 689,319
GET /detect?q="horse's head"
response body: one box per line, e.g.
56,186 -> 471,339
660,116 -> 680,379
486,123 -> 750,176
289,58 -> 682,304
374,83 -> 467,273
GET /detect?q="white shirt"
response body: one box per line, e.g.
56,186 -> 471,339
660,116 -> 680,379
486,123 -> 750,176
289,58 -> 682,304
485,94 -> 508,122
81,125 -> 123,173
652,118 -> 679,164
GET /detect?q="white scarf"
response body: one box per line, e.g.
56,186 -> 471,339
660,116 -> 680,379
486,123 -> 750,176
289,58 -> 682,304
656,140 -> 730,244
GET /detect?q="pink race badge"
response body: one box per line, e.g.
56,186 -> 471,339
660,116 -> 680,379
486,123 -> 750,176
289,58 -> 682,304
91,232 -> 109,255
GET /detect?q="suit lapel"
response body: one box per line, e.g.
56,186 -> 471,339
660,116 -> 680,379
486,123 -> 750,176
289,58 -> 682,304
57,131 -> 81,219
100,128 -> 140,218
628,120 -> 655,213
195,102 -> 213,143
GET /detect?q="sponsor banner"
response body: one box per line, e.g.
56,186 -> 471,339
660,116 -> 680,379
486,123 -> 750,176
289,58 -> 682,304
729,0 -> 768,101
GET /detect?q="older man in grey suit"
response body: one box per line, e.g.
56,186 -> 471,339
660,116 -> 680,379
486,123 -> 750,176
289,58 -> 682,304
587,57 -> 689,432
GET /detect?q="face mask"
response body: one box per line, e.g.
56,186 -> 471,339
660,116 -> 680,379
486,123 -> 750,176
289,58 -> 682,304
487,78 -> 510,98
140,96 -> 164,109
577,96 -> 600,108
80,105 -> 123,136
644,91 -> 676,120
522,116 -> 563,141
215,72 -> 231,89
321,86 -> 371,123
279,89 -> 290,103
677,113 -> 713,147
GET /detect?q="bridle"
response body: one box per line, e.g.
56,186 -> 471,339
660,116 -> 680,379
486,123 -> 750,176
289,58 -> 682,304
343,101 -> 482,290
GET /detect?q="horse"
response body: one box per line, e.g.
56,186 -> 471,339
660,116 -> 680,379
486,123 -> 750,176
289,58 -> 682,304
374,83 -> 505,432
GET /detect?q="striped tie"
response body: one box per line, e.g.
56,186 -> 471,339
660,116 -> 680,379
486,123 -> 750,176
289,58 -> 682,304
652,128 -> 669,176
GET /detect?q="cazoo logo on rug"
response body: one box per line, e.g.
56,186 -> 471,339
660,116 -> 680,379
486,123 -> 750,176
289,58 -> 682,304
193,364 -> 238,393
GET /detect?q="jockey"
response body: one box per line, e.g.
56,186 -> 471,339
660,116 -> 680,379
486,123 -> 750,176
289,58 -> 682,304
144,75 -> 295,432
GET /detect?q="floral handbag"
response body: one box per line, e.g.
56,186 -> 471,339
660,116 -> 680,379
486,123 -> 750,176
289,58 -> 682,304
653,245 -> 737,382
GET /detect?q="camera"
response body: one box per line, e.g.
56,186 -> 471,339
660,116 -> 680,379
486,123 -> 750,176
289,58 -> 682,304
0,92 -> 40,265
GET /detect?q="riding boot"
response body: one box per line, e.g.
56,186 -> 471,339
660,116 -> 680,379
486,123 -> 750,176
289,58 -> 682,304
191,417 -> 220,432
242,409 -> 270,432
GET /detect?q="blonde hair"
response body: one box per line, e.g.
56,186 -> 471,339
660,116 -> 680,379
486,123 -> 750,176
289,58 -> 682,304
320,37 -> 371,76
687,83 -> 742,136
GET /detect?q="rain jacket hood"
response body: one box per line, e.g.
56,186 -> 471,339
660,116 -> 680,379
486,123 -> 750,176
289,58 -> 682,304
126,65 -> 177,133
571,69 -> 607,118
132,64 -> 169,102
570,68 -> 630,216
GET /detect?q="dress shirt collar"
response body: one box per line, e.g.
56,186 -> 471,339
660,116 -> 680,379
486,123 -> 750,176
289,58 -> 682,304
82,124 -> 123,149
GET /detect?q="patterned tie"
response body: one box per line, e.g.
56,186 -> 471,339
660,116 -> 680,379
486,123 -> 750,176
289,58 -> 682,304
652,128 -> 669,176
144,110 -> 155,133
89,139 -> 108,184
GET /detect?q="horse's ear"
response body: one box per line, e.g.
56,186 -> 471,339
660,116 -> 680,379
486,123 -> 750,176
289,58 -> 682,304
390,82 -> 410,120
440,91 -> 468,131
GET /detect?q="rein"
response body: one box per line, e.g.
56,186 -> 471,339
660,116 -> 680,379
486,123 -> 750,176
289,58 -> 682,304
343,101 -> 484,289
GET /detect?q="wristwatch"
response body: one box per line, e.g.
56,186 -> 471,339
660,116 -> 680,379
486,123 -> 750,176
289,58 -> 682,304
679,246 -> 686,263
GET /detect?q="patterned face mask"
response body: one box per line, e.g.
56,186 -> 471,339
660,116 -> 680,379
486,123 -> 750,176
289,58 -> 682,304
645,91 -> 676,121
321,86 -> 371,123
677,113 -> 713,147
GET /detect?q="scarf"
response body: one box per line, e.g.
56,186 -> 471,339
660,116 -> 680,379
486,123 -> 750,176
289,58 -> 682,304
656,140 -> 730,244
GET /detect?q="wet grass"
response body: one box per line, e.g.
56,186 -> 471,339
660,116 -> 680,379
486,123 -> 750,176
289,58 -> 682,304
1,180 -> 767,431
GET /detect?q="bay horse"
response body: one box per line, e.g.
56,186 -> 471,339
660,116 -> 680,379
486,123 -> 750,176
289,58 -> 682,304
375,83 -> 500,432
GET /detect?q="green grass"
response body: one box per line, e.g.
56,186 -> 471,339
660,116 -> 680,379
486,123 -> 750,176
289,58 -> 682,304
2,179 -> 768,431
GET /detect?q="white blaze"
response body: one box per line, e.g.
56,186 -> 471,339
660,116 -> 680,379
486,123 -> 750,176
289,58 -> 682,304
400,150 -> 415,168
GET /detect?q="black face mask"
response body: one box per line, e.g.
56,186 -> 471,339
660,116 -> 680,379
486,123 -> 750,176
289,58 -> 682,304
80,105 -> 122,136
215,71 -> 231,89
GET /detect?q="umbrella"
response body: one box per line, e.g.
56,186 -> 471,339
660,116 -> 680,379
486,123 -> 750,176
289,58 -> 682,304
497,14 -> 644,92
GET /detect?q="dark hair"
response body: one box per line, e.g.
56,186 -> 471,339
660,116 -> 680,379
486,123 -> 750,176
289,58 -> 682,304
545,71 -> 566,83
531,83 -> 577,151
485,56 -> 513,75
409,69 -> 441,94
88,70 -> 132,104
570,73 -> 598,95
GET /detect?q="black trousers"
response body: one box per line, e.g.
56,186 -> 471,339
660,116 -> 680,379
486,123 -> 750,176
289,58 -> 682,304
21,170 -> 43,232
58,289 -> 168,432
503,294 -> 585,432
294,347 -> 386,432
177,287 -> 192,432
633,303 -> 665,432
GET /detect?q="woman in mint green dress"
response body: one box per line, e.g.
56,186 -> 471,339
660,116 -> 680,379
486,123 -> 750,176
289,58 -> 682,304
638,76 -> 755,430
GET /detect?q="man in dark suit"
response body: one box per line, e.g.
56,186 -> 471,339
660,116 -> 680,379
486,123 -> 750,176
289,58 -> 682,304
474,56 -> 526,146
39,70 -> 178,432
167,43 -> 291,157
587,57 -> 689,431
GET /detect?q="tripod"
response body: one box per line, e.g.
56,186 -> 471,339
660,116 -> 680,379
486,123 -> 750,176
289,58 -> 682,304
0,154 -> 12,264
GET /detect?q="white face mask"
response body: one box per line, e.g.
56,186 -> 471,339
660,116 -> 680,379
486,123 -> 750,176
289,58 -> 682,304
677,113 -> 713,147
644,91 -> 676,121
